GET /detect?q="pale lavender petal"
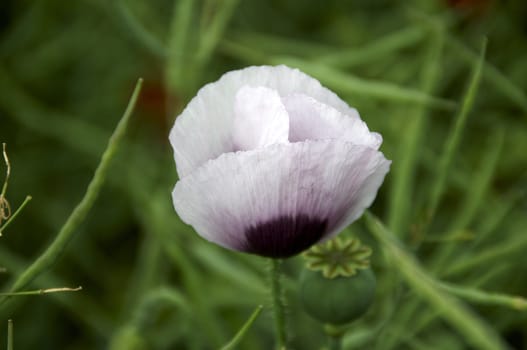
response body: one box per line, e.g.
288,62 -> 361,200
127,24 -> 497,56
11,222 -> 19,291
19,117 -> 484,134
232,86 -> 289,151
172,140 -> 390,258
283,93 -> 382,149
170,65 -> 361,178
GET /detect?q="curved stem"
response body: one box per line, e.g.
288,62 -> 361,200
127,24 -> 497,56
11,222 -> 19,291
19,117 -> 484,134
0,79 -> 142,309
269,258 -> 287,349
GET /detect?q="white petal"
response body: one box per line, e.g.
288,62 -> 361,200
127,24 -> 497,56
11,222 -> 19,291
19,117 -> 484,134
232,86 -> 289,150
170,65 -> 361,178
172,140 -> 390,257
283,93 -> 382,149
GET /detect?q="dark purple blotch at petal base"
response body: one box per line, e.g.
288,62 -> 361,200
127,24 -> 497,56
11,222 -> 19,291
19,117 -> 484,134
242,214 -> 329,258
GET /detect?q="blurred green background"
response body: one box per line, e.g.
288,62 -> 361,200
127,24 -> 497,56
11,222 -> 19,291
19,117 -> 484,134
1,0 -> 527,349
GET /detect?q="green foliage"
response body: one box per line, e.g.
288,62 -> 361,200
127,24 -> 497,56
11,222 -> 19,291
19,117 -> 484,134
1,0 -> 527,349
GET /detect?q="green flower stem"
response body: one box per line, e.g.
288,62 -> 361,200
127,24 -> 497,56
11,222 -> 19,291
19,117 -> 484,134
0,78 -> 142,309
269,258 -> 287,350
324,324 -> 345,350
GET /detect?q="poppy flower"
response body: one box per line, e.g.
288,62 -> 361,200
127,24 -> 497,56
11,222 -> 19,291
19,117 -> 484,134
170,65 -> 390,258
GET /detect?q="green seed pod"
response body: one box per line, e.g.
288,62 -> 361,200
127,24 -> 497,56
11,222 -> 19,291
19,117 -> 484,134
299,267 -> 376,324
299,237 -> 376,324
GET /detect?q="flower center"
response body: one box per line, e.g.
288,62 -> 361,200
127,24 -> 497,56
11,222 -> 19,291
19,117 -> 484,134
241,214 -> 328,258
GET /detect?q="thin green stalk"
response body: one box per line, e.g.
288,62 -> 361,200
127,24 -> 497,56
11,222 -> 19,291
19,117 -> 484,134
109,287 -> 190,350
196,0 -> 240,69
448,128 -> 505,232
443,233 -> 527,277
131,188 -> 225,346
0,286 -> 81,297
447,36 -> 527,114
421,146 -> 468,190
122,231 -> 164,310
388,264 -> 511,345
269,259 -> 287,350
317,25 -> 424,68
0,196 -> 32,236
1,143 -> 9,198
220,305 -> 264,350
113,0 -> 166,58
0,78 -> 142,308
421,230 -> 474,243
324,325 -> 345,350
343,327 -> 379,349
231,31 -> 332,57
219,39 -> 269,64
429,127 -> 504,272
387,23 -> 443,237
0,143 -> 11,232
405,337 -> 431,350
7,319 -> 13,350
276,57 -> 455,111
132,287 -> 190,330
166,0 -> 196,98
439,282 -> 527,311
192,244 -> 267,295
219,38 -> 455,110
383,28 -> 444,348
0,246 -> 114,337
161,240 -> 225,345
425,38 -> 487,225
364,212 -> 509,350
472,188 -> 525,246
